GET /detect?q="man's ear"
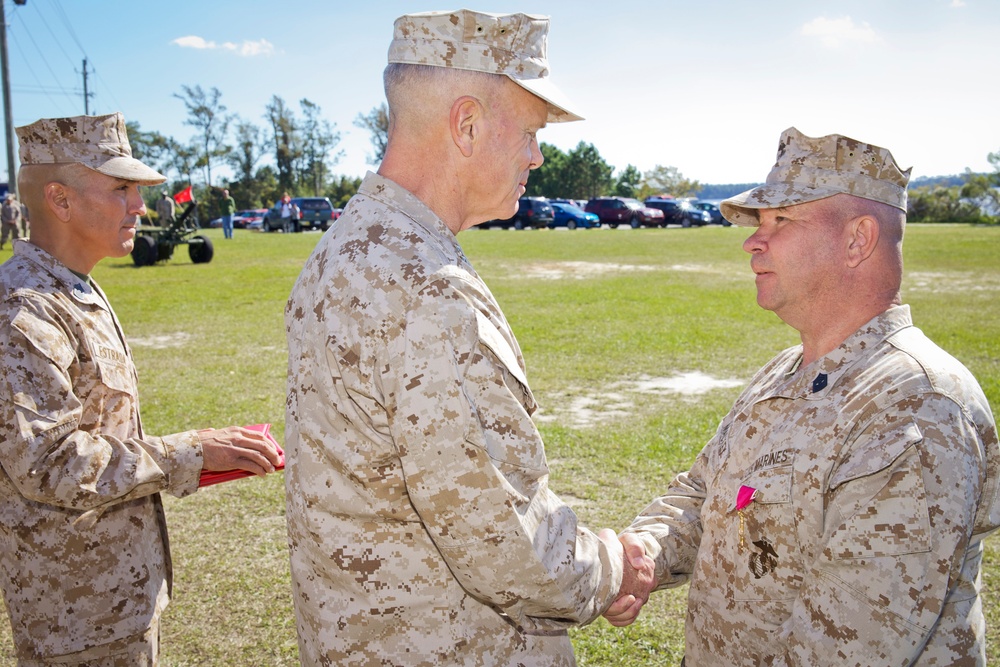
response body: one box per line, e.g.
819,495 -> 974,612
450,96 -> 482,158
44,182 -> 73,223
846,215 -> 880,268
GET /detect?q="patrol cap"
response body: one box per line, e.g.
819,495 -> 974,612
720,127 -> 911,227
16,112 -> 166,186
387,9 -> 583,123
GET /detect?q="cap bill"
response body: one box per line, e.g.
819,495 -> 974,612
720,184 -> 842,227
510,76 -> 584,123
93,156 -> 167,186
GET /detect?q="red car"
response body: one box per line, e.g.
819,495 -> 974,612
585,197 -> 665,228
234,208 -> 267,230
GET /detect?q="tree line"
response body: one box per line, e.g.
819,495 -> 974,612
126,86 -> 1000,225
906,150 -> 1000,224
126,85 -> 364,223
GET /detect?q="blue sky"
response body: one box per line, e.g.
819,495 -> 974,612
3,0 -> 998,187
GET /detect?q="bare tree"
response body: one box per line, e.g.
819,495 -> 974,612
264,95 -> 299,193
300,99 -> 343,196
354,103 -> 389,164
173,85 -> 231,188
125,121 -> 174,178
227,118 -> 266,188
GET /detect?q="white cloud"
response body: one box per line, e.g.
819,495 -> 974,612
238,39 -> 275,56
172,36 -> 275,57
950,0 -> 966,7
800,16 -> 880,49
173,35 -> 215,50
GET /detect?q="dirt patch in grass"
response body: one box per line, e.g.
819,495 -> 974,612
516,261 -> 745,281
129,332 -> 192,348
905,271 -> 1000,293
537,372 -> 744,429
520,261 -> 656,280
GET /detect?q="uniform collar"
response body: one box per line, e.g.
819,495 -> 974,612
771,305 -> 913,399
359,172 -> 470,265
12,240 -> 105,307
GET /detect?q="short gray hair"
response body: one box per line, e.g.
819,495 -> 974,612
383,63 -> 506,131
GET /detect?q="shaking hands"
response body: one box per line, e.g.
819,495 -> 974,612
597,529 -> 657,627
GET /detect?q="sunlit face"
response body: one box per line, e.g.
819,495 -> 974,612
474,81 -> 548,224
65,168 -> 148,268
742,198 -> 849,330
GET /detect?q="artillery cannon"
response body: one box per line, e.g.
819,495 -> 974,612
131,200 -> 214,267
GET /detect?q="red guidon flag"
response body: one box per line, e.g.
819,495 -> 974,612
173,186 -> 193,204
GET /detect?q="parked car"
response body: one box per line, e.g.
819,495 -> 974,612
549,197 -> 588,210
262,197 -> 337,232
549,202 -> 601,229
585,196 -> 665,228
209,208 -> 267,229
692,200 -> 728,225
643,198 -> 712,227
483,197 -> 554,229
234,208 -> 267,230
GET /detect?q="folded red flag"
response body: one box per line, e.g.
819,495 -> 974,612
173,185 -> 193,204
735,485 -> 758,511
198,423 -> 285,488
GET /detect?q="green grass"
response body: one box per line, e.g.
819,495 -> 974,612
0,223 -> 997,665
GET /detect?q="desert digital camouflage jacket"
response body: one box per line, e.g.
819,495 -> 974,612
0,241 -> 203,659
627,305 -> 999,666
284,173 -> 622,667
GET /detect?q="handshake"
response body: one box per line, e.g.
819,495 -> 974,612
597,529 -> 656,627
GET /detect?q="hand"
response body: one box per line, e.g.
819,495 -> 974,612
199,426 -> 282,476
599,530 -> 656,627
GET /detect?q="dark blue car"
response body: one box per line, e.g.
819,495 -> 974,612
549,202 -> 602,229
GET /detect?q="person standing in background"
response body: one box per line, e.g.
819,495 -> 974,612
1,194 -> 22,250
155,190 -> 175,227
220,188 -> 236,239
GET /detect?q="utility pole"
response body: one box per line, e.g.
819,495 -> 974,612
1,0 -> 18,197
80,58 -> 93,115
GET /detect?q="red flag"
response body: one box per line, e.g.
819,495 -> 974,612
173,186 -> 193,204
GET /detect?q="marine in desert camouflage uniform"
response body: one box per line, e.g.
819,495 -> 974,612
1,193 -> 22,249
284,9 -> 654,667
0,112 -> 281,666
605,128 -> 1000,666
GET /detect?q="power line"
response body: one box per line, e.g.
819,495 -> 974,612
8,30 -> 73,115
91,68 -> 124,114
46,0 -> 86,57
13,85 -> 82,95
12,13 -> 70,93
41,0 -> 122,114
28,0 -> 74,70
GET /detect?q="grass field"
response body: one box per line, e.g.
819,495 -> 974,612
0,222 -> 997,665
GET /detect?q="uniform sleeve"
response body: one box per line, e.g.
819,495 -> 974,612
0,302 -> 203,512
773,393 -> 986,665
625,433 -> 715,589
384,276 -> 622,630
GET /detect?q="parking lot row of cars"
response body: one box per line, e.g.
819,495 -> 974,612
211,195 -> 727,233
482,196 -> 729,230
209,197 -> 343,233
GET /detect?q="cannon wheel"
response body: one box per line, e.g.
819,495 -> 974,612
131,235 -> 157,267
188,235 -> 214,264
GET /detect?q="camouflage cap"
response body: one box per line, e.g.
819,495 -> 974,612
387,9 -> 583,123
16,112 -> 166,186
720,127 -> 911,227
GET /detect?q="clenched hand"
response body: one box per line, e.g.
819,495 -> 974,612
199,426 -> 282,476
